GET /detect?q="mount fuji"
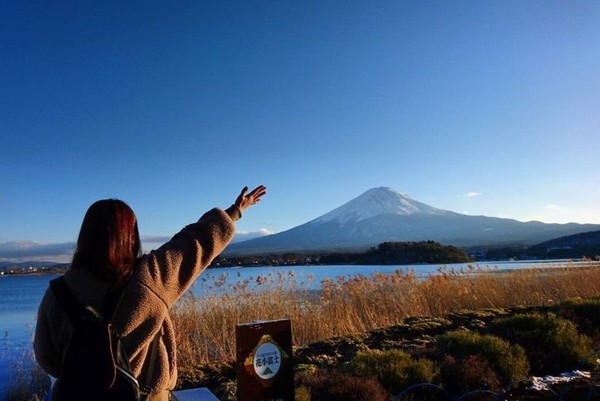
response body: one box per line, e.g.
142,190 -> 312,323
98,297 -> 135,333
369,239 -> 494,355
225,187 -> 600,255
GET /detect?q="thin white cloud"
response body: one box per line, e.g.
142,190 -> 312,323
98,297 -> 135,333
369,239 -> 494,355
141,235 -> 172,245
231,228 -> 275,244
141,229 -> 277,252
0,241 -> 75,263
141,235 -> 173,253
524,204 -> 567,223
466,192 -> 482,198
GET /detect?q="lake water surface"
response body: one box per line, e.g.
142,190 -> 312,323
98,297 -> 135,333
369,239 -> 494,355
0,260 -> 589,395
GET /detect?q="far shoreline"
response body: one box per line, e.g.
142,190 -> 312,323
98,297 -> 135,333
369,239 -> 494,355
0,257 -> 592,278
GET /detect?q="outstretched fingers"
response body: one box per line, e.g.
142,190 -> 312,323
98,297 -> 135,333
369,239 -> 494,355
235,185 -> 267,211
247,185 -> 267,201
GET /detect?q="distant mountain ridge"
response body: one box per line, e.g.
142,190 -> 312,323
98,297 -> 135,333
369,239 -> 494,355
526,230 -> 600,259
534,230 -> 600,249
225,187 -> 600,255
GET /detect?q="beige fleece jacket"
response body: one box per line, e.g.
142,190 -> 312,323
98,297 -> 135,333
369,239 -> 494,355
34,206 -> 240,394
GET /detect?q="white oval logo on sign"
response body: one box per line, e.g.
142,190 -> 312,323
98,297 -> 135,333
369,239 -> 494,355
253,342 -> 282,380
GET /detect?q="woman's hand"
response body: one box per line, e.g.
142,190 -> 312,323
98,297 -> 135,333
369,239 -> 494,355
235,185 -> 267,213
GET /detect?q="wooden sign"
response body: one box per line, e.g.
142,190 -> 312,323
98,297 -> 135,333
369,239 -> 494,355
236,319 -> 294,401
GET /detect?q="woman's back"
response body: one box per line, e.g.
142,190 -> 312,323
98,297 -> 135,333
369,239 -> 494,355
34,185 -> 266,400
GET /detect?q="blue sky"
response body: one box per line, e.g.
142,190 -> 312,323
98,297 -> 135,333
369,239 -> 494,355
1,1 -> 599,262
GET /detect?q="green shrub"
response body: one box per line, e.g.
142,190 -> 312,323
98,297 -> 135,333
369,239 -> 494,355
344,348 -> 438,395
435,330 -> 529,385
559,297 -> 600,343
296,370 -> 389,401
491,312 -> 593,375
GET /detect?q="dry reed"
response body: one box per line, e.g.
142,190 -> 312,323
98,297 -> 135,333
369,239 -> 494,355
172,261 -> 600,372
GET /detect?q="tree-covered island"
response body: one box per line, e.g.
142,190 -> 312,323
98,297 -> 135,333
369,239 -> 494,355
213,241 -> 471,268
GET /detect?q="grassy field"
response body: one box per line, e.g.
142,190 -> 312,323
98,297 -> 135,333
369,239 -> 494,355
8,260 -> 600,400
172,260 -> 600,373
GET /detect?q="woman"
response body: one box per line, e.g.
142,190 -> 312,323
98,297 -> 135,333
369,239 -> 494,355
34,185 -> 267,400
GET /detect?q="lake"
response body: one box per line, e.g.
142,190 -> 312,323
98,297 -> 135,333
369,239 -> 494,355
0,260 -> 589,395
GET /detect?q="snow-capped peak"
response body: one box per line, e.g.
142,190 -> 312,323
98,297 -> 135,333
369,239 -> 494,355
313,187 -> 450,225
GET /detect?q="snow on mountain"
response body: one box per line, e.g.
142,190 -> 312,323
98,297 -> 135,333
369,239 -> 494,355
313,187 -> 452,225
225,187 -> 600,255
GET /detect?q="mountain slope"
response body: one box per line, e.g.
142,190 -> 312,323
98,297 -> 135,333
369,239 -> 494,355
527,230 -> 600,259
534,230 -> 600,249
225,187 -> 600,255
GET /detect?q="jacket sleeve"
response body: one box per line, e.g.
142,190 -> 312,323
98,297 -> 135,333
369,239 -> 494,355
134,206 -> 238,307
112,206 -> 238,335
33,289 -> 63,378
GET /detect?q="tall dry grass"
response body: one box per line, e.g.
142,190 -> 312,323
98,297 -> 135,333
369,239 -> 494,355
4,347 -> 49,401
172,261 -> 600,372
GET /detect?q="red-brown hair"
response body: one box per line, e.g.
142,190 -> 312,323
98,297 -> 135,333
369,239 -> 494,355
71,199 -> 141,287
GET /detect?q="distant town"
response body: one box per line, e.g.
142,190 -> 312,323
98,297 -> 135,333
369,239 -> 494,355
0,263 -> 69,276
3,232 -> 599,276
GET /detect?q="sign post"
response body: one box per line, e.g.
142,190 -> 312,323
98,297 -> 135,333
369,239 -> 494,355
236,319 -> 294,401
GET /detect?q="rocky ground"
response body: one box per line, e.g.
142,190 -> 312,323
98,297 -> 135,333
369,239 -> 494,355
177,305 -> 600,400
